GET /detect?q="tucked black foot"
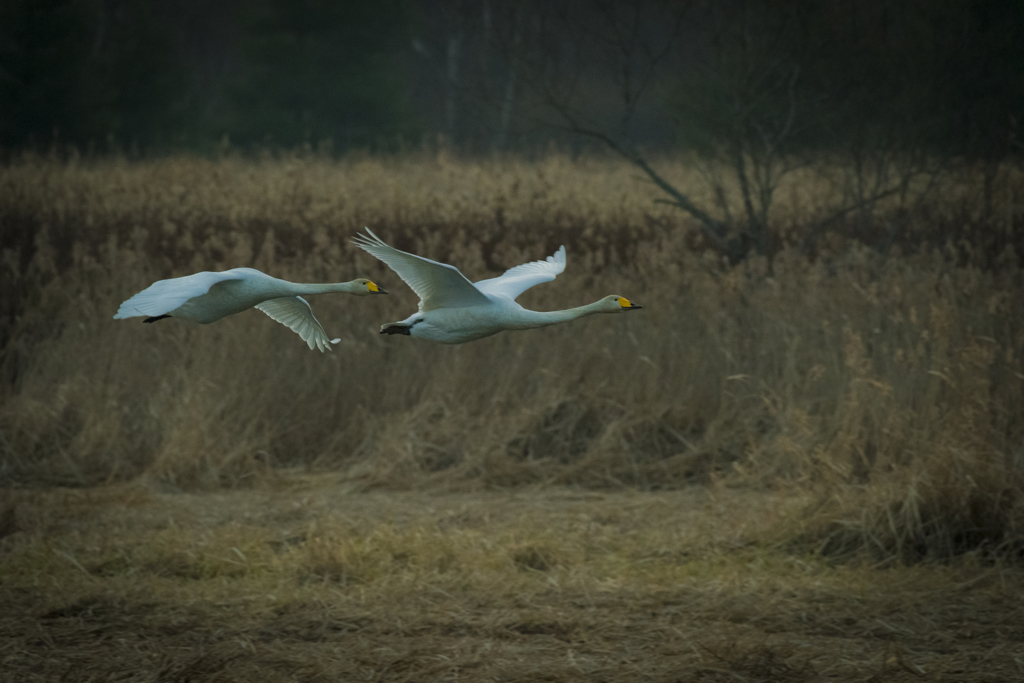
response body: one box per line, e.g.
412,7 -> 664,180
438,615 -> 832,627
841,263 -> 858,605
380,323 -> 412,336
143,315 -> 172,323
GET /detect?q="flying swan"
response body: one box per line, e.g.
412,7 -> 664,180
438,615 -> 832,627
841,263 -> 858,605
114,268 -> 387,352
352,228 -> 641,344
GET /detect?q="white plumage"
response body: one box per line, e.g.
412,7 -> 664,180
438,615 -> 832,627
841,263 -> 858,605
114,267 -> 386,352
352,228 -> 641,344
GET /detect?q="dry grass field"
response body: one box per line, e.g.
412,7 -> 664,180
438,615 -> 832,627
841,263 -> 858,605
2,151 -> 1024,680
3,477 -> 1024,682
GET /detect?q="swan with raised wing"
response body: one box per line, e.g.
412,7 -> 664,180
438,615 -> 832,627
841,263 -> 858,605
114,268 -> 387,352
352,228 -> 641,344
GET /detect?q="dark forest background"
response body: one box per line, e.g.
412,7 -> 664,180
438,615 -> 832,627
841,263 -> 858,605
2,0 -> 1022,161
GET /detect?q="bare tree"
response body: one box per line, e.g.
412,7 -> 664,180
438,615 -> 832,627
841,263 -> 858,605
496,7 -> 524,149
520,0 -> 928,262
411,0 -> 526,151
524,1 -> 747,252
445,22 -> 464,143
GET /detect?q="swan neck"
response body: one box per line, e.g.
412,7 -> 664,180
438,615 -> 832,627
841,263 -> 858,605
525,300 -> 606,326
287,282 -> 355,295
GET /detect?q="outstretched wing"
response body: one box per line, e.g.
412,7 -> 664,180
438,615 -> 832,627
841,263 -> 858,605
113,270 -> 248,319
474,246 -> 567,301
255,296 -> 340,352
351,228 -> 490,312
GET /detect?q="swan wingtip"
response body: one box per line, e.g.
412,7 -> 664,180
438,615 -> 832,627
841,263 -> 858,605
352,227 -> 387,251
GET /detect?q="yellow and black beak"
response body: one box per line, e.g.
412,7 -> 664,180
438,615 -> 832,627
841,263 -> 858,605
368,281 -> 388,294
617,297 -> 642,310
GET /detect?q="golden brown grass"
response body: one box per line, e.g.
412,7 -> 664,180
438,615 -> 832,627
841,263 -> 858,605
1,150 -> 1023,679
1,151 -> 1023,569
3,477 -> 1024,681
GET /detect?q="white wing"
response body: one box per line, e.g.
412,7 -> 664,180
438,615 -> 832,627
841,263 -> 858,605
255,296 -> 340,352
113,270 -> 249,319
351,228 -> 490,312
474,246 -> 566,301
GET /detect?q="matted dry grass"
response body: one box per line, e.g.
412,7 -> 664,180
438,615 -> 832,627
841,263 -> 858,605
2,478 -> 1023,681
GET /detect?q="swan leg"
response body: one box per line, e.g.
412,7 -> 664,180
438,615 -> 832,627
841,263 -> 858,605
380,322 -> 413,336
381,318 -> 424,336
143,315 -> 172,324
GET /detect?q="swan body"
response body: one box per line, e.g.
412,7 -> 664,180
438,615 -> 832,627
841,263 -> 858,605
114,267 -> 386,352
352,229 -> 641,344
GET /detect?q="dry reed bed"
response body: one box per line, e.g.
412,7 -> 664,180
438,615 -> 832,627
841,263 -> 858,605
1,153 -> 1023,562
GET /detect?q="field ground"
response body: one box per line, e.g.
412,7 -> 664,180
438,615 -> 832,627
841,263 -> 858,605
2,476 -> 1022,682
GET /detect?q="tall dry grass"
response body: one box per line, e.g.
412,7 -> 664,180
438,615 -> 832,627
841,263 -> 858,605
1,150 -> 1023,562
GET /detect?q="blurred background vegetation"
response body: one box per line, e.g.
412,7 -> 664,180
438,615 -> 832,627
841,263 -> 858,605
1,0 -> 1021,159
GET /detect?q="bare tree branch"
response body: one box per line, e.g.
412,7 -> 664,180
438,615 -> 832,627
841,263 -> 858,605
544,89 -> 732,253
801,184 -> 907,253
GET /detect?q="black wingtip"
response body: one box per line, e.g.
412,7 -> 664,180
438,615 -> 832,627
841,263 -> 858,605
143,315 -> 172,324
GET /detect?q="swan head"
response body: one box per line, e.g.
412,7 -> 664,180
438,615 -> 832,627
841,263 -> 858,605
354,279 -> 388,295
600,295 -> 642,312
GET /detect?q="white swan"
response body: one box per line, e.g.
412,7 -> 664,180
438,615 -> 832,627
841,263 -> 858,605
352,228 -> 641,344
114,268 -> 387,352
